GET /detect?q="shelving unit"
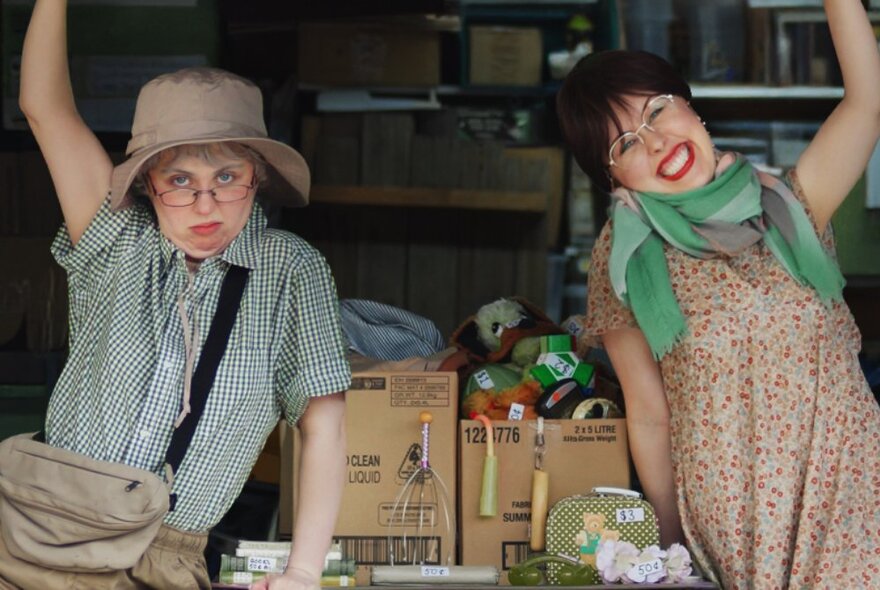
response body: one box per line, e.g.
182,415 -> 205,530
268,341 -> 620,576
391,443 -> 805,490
749,0 -> 880,7
690,84 -> 843,99
282,0 -> 607,333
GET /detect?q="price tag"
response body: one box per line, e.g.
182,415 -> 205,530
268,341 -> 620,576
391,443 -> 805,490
626,558 -> 664,583
616,506 -> 645,523
474,370 -> 495,390
547,354 -> 576,378
508,403 -> 525,420
232,572 -> 255,584
420,566 -> 450,577
247,556 -> 278,572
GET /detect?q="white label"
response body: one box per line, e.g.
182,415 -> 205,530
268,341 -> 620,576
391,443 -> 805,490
508,403 -> 525,420
547,353 -> 576,378
474,370 -> 495,390
626,558 -> 664,583
339,575 -> 352,587
246,556 -> 278,572
421,566 -> 450,577
232,572 -> 254,584
616,507 -> 646,523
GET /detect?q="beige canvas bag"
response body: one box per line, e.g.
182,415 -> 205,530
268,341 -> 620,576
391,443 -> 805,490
0,433 -> 170,572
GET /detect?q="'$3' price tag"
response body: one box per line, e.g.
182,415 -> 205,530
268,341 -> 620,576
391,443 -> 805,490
616,507 -> 645,523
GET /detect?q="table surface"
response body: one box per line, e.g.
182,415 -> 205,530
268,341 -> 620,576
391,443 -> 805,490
213,583 -> 719,589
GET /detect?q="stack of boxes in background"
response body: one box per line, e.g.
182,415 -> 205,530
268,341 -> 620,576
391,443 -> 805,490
297,21 -> 442,88
294,16 -> 555,194
468,25 -> 543,87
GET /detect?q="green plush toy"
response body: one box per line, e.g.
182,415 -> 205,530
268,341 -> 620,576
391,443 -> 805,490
451,297 -> 569,419
474,298 -> 543,377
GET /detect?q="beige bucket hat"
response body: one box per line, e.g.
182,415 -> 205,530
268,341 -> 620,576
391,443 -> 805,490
110,67 -> 309,210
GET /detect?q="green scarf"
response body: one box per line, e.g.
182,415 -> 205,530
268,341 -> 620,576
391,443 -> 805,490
608,154 -> 845,360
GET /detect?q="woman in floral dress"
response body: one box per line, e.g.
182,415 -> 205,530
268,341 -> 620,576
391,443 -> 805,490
556,0 -> 880,587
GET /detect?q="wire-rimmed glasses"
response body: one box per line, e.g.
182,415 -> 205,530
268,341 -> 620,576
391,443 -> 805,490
608,94 -> 678,169
150,174 -> 256,207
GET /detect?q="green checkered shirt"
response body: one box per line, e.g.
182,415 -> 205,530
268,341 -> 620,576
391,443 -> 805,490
47,199 -> 351,532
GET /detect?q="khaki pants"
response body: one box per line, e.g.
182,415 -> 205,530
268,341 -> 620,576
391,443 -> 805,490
0,524 -> 211,590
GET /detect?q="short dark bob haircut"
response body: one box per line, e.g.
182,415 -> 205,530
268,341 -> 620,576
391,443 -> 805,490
556,50 -> 692,194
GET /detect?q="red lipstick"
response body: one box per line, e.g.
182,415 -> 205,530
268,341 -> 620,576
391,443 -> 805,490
658,142 -> 695,181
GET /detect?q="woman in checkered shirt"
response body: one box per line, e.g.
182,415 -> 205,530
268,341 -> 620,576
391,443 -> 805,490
7,1 -> 352,589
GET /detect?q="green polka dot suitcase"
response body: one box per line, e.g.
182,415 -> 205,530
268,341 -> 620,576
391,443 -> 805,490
544,487 -> 660,584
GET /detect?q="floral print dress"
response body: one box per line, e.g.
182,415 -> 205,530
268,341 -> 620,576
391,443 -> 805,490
584,172 -> 880,589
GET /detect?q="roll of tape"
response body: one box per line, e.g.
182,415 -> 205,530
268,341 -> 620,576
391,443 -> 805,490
571,397 -> 623,419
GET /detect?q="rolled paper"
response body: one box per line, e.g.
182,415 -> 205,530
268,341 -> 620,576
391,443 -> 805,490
530,468 -> 549,551
473,414 -> 498,517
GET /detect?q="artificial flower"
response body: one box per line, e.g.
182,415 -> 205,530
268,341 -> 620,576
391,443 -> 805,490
596,540 -> 695,585
663,543 -> 694,582
596,539 -> 639,583
624,545 -> 667,583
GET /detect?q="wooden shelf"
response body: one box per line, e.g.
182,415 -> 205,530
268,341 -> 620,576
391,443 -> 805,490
460,0 -> 597,4
690,84 -> 843,100
747,0 -> 880,7
216,582 -> 717,590
309,185 -> 548,212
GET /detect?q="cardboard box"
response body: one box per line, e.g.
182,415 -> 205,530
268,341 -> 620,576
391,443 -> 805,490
469,26 -> 543,87
249,422 -> 282,485
280,371 -> 458,567
297,22 -> 440,87
458,419 -> 630,575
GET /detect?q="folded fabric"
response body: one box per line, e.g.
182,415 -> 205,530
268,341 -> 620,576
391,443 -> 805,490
340,299 -> 446,361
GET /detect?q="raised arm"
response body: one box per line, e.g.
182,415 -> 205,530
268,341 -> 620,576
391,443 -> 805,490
19,0 -> 113,244
603,327 -> 684,547
795,0 -> 880,232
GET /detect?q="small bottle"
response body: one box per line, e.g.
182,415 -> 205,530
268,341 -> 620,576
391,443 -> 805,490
549,14 -> 594,79
566,14 -> 594,56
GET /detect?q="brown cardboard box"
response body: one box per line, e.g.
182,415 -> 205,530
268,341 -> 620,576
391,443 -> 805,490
280,371 -> 458,567
297,22 -> 440,87
469,26 -> 543,87
458,419 -> 630,575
